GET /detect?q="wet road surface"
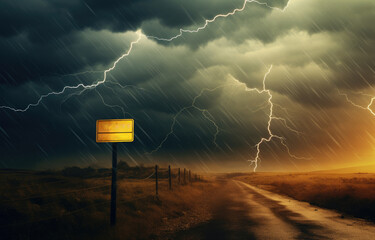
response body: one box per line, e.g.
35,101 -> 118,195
173,180 -> 375,240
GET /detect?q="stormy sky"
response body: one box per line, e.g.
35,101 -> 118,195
0,0 -> 374,172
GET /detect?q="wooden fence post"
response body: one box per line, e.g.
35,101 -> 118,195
155,165 -> 158,198
178,168 -> 180,184
168,165 -> 172,190
189,170 -> 191,184
183,168 -> 186,185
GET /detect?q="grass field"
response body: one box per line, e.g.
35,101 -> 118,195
233,172 -> 375,221
0,165 -> 214,240
3,165 -> 375,239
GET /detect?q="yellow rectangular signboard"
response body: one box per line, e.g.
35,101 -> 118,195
96,119 -> 134,143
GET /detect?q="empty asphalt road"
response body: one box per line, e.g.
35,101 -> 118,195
173,180 -> 375,240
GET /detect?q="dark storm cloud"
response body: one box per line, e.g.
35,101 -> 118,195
142,0 -> 375,93
0,0 -> 245,39
196,0 -> 375,104
0,0 -> 244,85
0,30 -> 139,86
1,0 -> 375,171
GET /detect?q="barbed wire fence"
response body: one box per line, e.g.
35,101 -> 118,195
0,164 -> 204,229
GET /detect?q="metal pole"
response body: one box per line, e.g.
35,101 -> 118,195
155,165 -> 158,197
110,143 -> 117,226
178,168 -> 180,184
168,165 -> 172,190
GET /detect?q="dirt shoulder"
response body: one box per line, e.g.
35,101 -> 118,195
232,172 -> 375,222
156,183 -> 215,239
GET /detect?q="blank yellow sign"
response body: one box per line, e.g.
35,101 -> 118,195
96,119 -> 134,143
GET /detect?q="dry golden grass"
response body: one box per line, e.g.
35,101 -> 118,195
0,168 -> 213,240
233,172 -> 375,221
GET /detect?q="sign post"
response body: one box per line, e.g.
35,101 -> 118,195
111,143 -> 117,226
96,119 -> 134,226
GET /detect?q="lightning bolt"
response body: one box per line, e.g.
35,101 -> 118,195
0,1 -> 297,171
0,32 -> 143,112
95,89 -> 126,118
338,90 -> 375,116
147,0 -> 290,42
231,65 -> 310,171
149,65 -> 307,172
0,0 -> 290,113
146,84 -> 229,155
